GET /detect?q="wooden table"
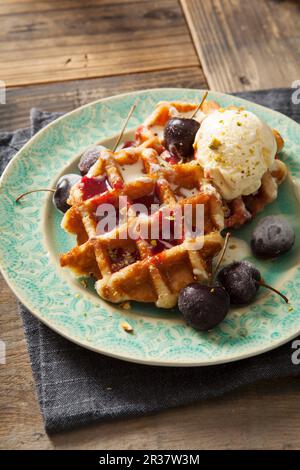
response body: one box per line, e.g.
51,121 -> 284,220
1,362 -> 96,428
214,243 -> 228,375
1,0 -> 300,450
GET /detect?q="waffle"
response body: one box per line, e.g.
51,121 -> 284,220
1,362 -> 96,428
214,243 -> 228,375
224,159 -> 287,228
136,100 -> 287,228
136,100 -> 220,146
60,138 -> 224,308
60,98 -> 287,307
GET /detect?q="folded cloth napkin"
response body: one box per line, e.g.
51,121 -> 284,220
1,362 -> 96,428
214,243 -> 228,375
1,89 -> 299,433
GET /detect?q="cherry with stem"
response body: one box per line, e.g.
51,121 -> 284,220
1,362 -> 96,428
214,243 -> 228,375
15,102 -> 138,204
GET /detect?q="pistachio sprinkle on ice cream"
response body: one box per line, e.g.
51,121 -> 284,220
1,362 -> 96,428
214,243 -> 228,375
194,108 -> 277,200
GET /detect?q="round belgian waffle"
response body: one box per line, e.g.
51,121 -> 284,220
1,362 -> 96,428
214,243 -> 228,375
60,99 -> 287,307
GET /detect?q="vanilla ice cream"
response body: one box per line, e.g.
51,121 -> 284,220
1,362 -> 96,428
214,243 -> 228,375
194,108 -> 277,200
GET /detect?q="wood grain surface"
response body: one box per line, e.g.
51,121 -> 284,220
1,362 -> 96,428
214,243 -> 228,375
181,0 -> 300,92
0,67 -> 206,131
1,0 -> 300,451
0,0 -> 199,87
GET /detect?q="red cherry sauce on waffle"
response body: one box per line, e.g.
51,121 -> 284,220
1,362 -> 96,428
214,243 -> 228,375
161,150 -> 181,165
121,140 -> 136,149
81,176 -> 111,201
148,210 -> 183,256
132,187 -> 161,216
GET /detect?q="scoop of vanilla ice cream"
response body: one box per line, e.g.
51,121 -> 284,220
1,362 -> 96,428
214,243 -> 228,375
194,108 -> 277,200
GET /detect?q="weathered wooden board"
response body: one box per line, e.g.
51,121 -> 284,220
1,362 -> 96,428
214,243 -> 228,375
181,0 -> 300,92
0,66 -> 206,131
0,0 -> 199,86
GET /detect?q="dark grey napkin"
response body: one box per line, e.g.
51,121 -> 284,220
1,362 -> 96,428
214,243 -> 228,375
1,89 -> 299,433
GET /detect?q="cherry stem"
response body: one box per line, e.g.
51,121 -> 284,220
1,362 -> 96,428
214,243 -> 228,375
15,188 -> 55,202
16,102 -> 137,203
211,232 -> 231,285
191,91 -> 208,119
258,281 -> 289,304
112,101 -> 137,152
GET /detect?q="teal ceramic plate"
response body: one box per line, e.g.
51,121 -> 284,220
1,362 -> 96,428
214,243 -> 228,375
1,89 -> 300,366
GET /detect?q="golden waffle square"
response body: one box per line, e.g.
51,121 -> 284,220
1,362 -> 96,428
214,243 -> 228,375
60,139 -> 224,308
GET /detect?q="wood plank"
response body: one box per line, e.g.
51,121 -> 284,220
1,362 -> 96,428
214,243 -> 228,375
0,275 -> 50,450
0,0 -> 150,16
181,0 -> 300,92
0,66 -> 207,131
0,0 -> 200,87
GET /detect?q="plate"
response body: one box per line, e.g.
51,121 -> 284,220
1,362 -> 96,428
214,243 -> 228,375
0,88 -> 300,366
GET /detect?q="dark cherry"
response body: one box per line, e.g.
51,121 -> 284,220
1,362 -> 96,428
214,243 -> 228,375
217,260 -> 288,306
217,261 -> 260,306
53,174 -> 81,213
78,146 -> 106,176
178,283 -> 230,331
251,216 -> 295,258
164,118 -> 200,161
